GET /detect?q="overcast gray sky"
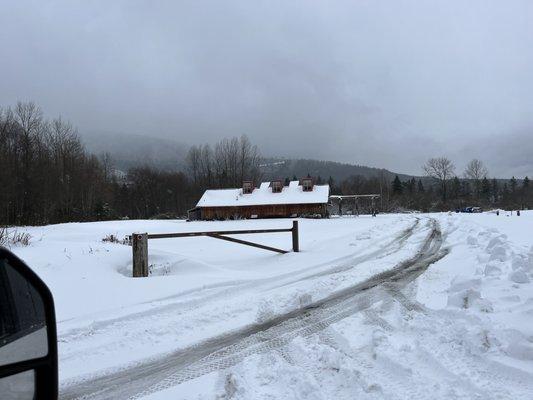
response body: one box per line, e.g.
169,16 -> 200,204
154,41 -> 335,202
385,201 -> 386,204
1,0 -> 532,177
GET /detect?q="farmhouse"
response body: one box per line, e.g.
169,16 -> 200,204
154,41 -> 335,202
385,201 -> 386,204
188,178 -> 330,220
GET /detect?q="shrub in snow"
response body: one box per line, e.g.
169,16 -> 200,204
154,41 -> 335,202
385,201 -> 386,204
102,234 -> 129,245
508,270 -> 530,284
0,228 -> 31,247
102,234 -> 120,244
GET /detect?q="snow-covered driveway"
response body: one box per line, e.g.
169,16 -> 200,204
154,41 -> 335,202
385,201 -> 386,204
9,212 -> 533,399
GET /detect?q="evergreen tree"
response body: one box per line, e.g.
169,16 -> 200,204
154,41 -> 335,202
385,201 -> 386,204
407,178 -> 416,194
392,175 -> 403,195
461,181 -> 471,198
417,179 -> 425,193
502,183 -> 509,196
481,177 -> 491,200
510,176 -> 517,193
327,176 -> 337,194
491,178 -> 499,203
450,176 -> 461,200
522,176 -> 530,209
502,183 -> 510,204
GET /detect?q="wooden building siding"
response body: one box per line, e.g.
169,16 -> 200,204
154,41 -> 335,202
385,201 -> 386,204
193,203 -> 327,220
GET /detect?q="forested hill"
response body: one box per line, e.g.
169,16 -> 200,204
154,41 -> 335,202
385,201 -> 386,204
82,132 -> 189,172
83,132 -> 415,182
259,158 -> 415,183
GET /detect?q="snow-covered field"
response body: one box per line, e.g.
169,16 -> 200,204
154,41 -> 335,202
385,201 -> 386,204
8,211 -> 533,399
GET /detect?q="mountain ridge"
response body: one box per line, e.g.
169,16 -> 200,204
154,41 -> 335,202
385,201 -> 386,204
81,132 -> 419,182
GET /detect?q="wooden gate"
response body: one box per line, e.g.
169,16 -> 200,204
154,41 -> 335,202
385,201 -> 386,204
130,221 -> 299,277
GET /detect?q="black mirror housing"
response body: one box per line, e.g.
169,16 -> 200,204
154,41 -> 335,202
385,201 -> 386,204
0,247 -> 58,399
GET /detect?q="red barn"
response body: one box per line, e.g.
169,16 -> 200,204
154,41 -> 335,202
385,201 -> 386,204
188,179 -> 329,220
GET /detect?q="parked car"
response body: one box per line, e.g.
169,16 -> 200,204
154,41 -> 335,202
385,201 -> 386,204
456,207 -> 483,213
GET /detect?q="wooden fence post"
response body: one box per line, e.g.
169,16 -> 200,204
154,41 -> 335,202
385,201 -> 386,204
132,233 -> 148,277
292,220 -> 299,252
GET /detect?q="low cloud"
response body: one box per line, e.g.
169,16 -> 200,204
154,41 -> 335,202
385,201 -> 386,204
1,0 -> 532,177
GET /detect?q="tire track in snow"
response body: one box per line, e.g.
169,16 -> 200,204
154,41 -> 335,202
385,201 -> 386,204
60,219 -> 446,400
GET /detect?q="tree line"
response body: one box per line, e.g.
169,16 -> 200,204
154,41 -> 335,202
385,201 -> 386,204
331,157 -> 531,212
0,102 -> 263,225
1,102 -> 110,225
1,102 -> 530,226
345,157 -> 531,212
418,157 -> 531,211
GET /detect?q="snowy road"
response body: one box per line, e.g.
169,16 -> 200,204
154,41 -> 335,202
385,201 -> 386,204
9,213 -> 533,399
60,219 -> 446,399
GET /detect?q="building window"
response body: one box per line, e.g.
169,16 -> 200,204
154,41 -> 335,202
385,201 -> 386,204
302,178 -> 313,192
242,181 -> 253,194
272,180 -> 282,193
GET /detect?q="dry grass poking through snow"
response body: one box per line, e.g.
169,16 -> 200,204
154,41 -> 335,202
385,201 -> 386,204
101,233 -> 130,245
0,226 -> 32,247
0,226 -> 7,246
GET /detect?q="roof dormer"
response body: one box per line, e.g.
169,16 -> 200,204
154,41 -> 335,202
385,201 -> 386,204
301,177 -> 314,192
271,180 -> 283,193
242,181 -> 254,194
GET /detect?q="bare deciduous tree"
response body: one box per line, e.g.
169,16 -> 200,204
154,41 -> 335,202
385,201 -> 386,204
0,102 -> 118,224
423,157 -> 455,202
14,101 -> 43,137
186,145 -> 201,185
187,135 -> 261,190
464,159 -> 488,181
464,159 -> 488,198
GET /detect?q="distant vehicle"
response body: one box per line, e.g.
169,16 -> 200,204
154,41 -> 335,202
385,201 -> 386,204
455,207 -> 483,213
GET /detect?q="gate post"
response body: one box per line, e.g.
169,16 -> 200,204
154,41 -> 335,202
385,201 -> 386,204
292,221 -> 299,252
132,233 -> 148,277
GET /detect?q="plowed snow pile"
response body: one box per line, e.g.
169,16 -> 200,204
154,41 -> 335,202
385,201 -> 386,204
9,212 -> 533,399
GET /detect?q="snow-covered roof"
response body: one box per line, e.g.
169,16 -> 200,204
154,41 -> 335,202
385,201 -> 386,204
196,181 -> 330,208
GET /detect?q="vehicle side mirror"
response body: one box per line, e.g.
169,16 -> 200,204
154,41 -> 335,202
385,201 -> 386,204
0,248 -> 58,400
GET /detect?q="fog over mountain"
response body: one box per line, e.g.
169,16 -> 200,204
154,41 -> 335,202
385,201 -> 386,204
1,1 -> 532,178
